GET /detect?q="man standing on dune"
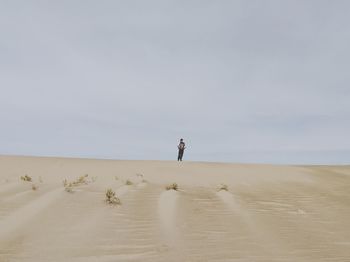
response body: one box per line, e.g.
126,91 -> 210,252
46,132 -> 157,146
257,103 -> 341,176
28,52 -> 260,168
177,138 -> 186,161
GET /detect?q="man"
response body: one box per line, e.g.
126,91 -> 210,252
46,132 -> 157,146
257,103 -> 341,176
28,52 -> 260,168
177,138 -> 186,161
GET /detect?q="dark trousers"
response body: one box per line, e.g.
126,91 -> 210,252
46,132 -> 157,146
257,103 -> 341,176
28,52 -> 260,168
178,149 -> 184,161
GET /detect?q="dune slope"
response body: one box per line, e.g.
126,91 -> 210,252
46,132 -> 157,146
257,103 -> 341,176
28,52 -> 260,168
0,156 -> 350,261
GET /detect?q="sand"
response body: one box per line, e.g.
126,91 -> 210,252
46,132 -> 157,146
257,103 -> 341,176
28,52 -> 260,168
0,155 -> 349,261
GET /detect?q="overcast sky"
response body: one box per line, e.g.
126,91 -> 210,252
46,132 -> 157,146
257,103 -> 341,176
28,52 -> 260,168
1,0 -> 350,164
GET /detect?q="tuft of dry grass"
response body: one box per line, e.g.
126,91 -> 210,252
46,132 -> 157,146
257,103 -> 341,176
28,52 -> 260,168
166,183 -> 178,191
65,186 -> 74,193
105,188 -> 121,205
217,184 -> 228,191
31,184 -> 38,191
75,174 -> 89,185
21,175 -> 32,182
63,179 -> 73,193
63,174 -> 92,193
125,180 -> 133,186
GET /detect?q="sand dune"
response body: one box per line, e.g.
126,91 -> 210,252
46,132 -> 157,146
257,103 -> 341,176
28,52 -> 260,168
0,156 -> 350,261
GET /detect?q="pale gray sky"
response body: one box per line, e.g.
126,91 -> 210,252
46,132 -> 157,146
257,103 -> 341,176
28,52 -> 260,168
1,0 -> 350,164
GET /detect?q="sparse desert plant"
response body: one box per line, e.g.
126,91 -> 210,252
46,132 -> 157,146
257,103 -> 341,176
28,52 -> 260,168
75,174 -> 89,185
217,184 -> 228,191
63,174 -> 90,193
166,183 -> 178,191
63,179 -> 73,192
31,184 -> 38,191
65,186 -> 74,193
21,175 -> 32,182
105,188 -> 121,205
125,180 -> 133,185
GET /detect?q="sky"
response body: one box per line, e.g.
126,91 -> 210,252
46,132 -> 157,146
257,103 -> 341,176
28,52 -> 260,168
1,0 -> 350,164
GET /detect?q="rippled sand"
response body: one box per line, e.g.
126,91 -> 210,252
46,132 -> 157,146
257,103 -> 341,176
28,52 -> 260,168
0,156 -> 349,261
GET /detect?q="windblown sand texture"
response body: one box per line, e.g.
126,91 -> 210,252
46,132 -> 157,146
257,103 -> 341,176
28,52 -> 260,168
0,156 -> 350,261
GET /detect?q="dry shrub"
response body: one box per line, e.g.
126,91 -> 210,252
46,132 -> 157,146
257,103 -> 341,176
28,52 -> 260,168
63,174 -> 91,193
105,188 -> 121,205
166,183 -> 178,191
75,174 -> 89,185
125,180 -> 133,186
217,184 -> 228,191
21,175 -> 32,182
65,186 -> 73,193
63,179 -> 73,193
31,184 -> 38,191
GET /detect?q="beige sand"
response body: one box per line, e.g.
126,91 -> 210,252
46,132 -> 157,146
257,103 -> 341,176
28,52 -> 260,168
0,155 -> 350,261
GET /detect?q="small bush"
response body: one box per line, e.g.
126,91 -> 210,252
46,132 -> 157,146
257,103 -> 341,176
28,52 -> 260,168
65,187 -> 73,193
125,180 -> 133,185
31,184 -> 38,191
75,174 -> 89,185
63,179 -> 71,187
21,175 -> 32,182
166,183 -> 178,191
105,188 -> 121,205
63,175 -> 90,193
65,186 -> 74,193
217,184 -> 228,191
